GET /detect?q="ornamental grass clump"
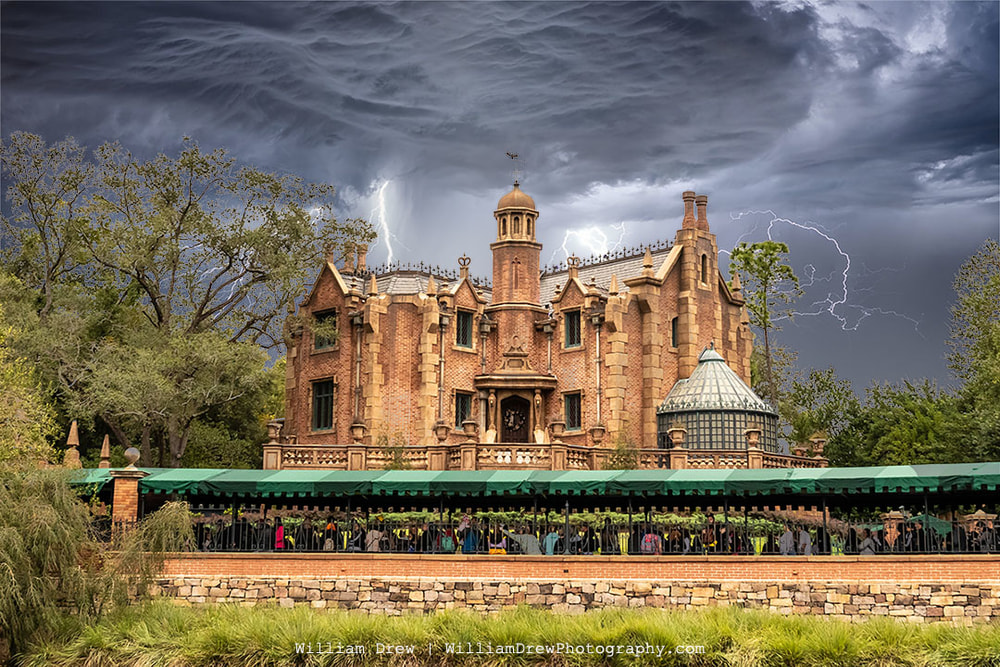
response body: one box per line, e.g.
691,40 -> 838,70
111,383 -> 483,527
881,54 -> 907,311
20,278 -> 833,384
0,465 -> 193,661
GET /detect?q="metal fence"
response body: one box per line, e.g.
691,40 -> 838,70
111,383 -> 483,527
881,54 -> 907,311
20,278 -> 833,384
153,512 -> 998,556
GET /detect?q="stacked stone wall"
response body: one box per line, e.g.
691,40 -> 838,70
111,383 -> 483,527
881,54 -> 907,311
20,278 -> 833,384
155,554 -> 1000,624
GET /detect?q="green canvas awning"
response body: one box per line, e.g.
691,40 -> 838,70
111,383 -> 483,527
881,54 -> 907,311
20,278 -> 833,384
72,460 -> 998,500
69,468 -> 112,491
140,468 -> 224,494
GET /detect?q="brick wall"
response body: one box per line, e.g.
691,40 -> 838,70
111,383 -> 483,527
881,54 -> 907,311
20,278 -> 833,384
155,554 -> 1000,623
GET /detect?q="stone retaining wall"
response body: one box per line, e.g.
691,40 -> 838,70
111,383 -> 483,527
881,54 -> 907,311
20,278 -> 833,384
153,554 -> 1000,624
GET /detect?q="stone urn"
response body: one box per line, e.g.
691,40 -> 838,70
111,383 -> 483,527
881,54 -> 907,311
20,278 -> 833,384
792,444 -> 808,457
350,421 -> 366,444
744,426 -> 762,448
434,420 -> 450,443
461,419 -> 479,439
549,421 -> 566,440
267,420 -> 283,444
667,424 -> 687,448
589,424 -> 606,445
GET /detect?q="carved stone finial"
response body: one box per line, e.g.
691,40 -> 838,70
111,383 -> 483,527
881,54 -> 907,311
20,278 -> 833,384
643,247 -> 653,269
609,273 -> 619,296
425,274 -> 436,295
368,274 -> 378,296
124,447 -> 140,470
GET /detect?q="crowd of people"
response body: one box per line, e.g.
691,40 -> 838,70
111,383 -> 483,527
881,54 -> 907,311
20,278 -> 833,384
187,513 -> 997,556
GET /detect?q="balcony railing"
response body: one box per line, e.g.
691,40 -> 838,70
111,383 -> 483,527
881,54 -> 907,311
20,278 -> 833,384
263,442 -> 827,471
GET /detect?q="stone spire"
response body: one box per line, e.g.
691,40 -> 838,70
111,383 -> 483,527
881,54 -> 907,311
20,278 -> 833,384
64,420 -> 81,469
98,434 -> 111,469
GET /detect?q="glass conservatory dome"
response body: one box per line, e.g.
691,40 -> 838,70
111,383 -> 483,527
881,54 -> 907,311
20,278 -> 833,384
656,344 -> 779,452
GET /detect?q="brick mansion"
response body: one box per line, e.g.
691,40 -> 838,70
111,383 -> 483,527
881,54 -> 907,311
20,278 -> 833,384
264,185 -> 825,471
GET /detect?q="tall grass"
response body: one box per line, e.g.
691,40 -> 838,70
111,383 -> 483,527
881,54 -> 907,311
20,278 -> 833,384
20,602 -> 1000,667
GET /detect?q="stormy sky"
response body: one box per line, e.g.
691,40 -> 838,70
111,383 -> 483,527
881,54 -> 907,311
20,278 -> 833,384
2,1 -> 998,391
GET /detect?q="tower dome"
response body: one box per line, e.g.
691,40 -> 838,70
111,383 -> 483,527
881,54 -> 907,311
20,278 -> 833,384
656,344 -> 779,452
497,182 -> 536,210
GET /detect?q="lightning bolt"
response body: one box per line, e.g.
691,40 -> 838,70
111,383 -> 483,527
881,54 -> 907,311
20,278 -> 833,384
549,222 -> 627,264
728,209 -> 923,336
366,179 -> 409,266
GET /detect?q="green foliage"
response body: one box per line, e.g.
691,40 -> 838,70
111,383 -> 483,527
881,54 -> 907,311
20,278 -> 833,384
729,241 -> 802,406
781,367 -> 859,448
383,432 -> 412,471
825,380 -> 971,467
1,133 -> 369,466
20,601 -> 1000,667
603,427 -> 639,470
0,305 -> 59,465
0,465 -> 194,658
949,240 -> 1000,461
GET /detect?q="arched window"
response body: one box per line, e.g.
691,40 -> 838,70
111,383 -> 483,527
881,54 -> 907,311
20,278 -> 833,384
501,217 -> 507,236
527,217 -> 533,237
513,216 -> 521,235
701,254 -> 708,284
512,258 -> 521,291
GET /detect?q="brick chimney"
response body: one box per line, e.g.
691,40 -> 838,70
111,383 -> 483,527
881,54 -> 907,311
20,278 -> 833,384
682,191 -> 697,229
696,194 -> 709,231
356,244 -> 368,272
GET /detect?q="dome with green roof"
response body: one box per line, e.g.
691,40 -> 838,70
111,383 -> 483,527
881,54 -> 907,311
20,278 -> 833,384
656,343 -> 779,453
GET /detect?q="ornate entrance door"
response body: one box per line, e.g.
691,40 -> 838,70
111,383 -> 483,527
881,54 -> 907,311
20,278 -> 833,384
500,395 -> 530,443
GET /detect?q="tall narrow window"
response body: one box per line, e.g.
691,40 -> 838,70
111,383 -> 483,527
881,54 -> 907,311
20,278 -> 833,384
565,309 -> 581,347
512,258 -> 521,291
456,310 -> 473,348
701,254 -> 708,284
455,392 -> 472,427
311,380 -> 335,431
565,392 -> 582,430
527,217 -> 533,237
501,217 -> 507,236
313,310 -> 338,350
513,216 -> 521,235
671,316 -> 679,348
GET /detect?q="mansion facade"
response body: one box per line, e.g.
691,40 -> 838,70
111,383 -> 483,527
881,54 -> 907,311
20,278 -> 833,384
264,185 -> 824,471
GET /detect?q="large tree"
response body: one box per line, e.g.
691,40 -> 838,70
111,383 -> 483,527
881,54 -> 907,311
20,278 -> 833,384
1,133 -> 372,465
729,240 -> 802,405
948,239 -> 1000,460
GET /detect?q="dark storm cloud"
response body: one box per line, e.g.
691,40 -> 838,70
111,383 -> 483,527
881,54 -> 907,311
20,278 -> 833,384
2,1 -> 998,388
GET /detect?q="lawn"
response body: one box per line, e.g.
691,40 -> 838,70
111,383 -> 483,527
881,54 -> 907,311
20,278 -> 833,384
19,601 -> 1000,667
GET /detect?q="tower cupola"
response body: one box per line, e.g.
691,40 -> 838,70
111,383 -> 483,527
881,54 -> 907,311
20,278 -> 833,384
494,182 -> 538,242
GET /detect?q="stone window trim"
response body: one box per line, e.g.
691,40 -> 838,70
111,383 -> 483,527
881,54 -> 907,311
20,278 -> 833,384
311,309 -> 340,353
561,308 -> 583,350
309,376 -> 337,434
453,390 -> 474,429
563,390 -> 583,431
670,315 -> 679,350
454,309 -> 475,350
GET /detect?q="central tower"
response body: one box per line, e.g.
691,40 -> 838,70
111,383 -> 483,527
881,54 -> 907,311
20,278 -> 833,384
491,182 -> 542,305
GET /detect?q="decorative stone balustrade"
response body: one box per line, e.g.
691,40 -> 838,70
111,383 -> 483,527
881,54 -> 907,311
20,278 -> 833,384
263,442 -> 827,471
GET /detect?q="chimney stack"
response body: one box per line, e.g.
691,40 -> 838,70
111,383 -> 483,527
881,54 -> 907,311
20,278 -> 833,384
682,191 -> 697,228
356,244 -> 368,272
696,194 -> 709,231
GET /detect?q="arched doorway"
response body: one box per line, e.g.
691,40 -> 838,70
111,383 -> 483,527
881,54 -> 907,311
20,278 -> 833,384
499,395 -> 531,443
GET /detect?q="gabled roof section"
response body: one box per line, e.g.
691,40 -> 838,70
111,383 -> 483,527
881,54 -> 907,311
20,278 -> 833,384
302,261 -> 351,308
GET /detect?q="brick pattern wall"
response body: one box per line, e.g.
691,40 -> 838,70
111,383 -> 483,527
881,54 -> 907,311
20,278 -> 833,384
155,554 -> 1000,623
